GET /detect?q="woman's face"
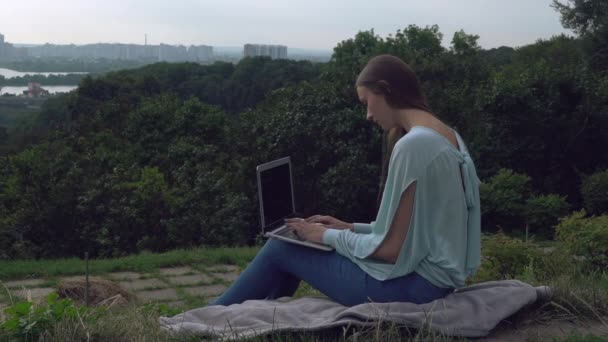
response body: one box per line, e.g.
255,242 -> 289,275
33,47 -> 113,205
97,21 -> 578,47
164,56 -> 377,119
356,86 -> 396,130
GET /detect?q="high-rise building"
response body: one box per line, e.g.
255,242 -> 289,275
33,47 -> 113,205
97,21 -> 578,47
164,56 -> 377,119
187,45 -> 213,62
0,33 -> 4,61
243,44 -> 288,59
0,33 -> 12,61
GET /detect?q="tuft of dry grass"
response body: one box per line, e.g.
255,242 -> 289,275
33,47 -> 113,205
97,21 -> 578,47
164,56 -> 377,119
57,277 -> 138,308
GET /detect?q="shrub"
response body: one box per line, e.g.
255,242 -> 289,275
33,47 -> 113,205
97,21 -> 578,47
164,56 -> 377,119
556,210 -> 608,270
525,194 -> 570,239
480,169 -> 532,232
470,232 -> 540,283
526,242 -> 578,281
581,169 -> 608,215
470,234 -> 574,284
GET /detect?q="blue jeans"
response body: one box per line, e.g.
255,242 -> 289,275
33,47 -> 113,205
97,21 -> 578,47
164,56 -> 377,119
210,239 -> 453,307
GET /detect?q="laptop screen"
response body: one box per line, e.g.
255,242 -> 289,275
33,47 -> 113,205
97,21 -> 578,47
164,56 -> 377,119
260,162 -> 295,228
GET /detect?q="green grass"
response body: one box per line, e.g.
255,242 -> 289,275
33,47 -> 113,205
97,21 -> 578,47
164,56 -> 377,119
0,246 -> 259,280
556,335 -> 608,342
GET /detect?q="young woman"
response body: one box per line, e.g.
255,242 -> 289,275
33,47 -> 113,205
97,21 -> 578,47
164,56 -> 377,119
210,54 -> 481,307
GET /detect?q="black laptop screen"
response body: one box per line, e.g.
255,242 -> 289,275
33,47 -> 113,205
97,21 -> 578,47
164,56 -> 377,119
260,163 -> 294,228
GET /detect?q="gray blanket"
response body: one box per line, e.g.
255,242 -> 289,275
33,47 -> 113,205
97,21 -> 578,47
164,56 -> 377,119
160,280 -> 552,340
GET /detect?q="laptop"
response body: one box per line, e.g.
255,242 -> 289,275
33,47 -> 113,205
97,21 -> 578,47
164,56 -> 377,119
256,156 -> 334,251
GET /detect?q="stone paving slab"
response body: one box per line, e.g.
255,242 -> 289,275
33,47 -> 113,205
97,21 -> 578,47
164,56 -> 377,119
166,274 -> 211,286
183,285 -> 226,297
14,287 -> 55,302
208,265 -> 240,273
211,272 -> 239,283
59,276 -> 90,282
3,278 -> 46,288
136,288 -> 179,302
107,272 -> 142,281
119,278 -> 167,291
159,267 -> 194,276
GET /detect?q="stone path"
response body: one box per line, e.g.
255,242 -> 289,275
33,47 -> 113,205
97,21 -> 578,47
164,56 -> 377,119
0,264 -> 241,309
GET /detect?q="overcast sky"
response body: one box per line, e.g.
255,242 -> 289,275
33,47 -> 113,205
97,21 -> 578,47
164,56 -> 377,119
0,0 -> 572,50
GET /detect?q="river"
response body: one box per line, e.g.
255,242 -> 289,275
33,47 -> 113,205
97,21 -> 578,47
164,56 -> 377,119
0,85 -> 78,96
0,68 -> 87,78
0,67 -> 81,95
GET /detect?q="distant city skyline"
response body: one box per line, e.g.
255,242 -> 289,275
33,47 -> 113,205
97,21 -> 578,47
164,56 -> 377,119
1,0 -> 573,50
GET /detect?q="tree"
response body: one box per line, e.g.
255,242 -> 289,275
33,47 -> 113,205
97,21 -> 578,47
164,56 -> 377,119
552,0 -> 608,70
553,0 -> 608,35
480,169 -> 532,232
326,29 -> 385,95
451,30 -> 481,56
239,81 -> 382,227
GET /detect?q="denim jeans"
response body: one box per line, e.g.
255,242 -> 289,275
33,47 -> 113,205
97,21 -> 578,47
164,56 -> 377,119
210,238 -> 453,307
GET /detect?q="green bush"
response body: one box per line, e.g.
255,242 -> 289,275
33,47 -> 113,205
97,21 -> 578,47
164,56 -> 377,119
525,194 -> 570,239
556,210 -> 608,270
470,233 -> 573,284
470,232 -> 540,283
581,169 -> 608,215
480,169 -> 532,232
525,242 -> 578,281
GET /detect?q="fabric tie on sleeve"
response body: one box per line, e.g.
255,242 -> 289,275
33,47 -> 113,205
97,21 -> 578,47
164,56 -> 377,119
455,149 -> 482,277
458,152 -> 479,209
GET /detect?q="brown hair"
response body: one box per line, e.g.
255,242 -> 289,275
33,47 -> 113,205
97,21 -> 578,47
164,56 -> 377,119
356,54 -> 433,209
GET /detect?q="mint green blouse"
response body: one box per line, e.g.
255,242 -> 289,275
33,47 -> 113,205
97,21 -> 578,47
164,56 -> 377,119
322,126 -> 481,288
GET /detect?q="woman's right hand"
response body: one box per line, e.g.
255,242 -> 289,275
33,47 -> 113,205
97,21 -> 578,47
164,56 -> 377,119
304,215 -> 354,230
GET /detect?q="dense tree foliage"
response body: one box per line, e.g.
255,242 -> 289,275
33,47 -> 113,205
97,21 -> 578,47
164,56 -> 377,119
1,5 -> 607,258
1,58 -> 155,73
552,0 -> 608,71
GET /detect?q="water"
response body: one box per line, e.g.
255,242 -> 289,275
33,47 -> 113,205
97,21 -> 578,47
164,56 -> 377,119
0,68 -> 87,79
0,68 -> 82,95
0,86 -> 78,96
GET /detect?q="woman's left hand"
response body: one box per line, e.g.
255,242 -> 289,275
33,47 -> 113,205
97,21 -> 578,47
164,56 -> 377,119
285,218 -> 327,244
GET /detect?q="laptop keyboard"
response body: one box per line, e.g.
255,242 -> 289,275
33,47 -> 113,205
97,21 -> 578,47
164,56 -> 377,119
276,227 -> 305,241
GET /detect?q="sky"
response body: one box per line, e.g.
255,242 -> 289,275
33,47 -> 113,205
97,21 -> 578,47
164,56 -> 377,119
0,0 -> 573,51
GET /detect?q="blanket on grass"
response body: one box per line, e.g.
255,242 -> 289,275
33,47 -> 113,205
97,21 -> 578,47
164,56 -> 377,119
160,279 -> 552,340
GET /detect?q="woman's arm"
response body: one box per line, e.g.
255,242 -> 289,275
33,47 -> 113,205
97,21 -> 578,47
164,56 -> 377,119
370,182 -> 416,263
352,222 -> 374,234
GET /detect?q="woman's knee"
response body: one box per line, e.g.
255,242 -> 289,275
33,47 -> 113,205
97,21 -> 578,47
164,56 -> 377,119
259,238 -> 292,258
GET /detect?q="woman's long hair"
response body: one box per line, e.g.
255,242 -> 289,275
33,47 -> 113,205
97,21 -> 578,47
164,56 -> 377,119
356,55 -> 434,210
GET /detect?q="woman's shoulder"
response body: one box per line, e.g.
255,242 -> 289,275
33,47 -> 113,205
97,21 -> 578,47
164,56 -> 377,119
394,126 -> 451,156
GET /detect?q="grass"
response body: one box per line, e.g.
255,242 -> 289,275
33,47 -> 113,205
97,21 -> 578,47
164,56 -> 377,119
0,246 -> 259,280
557,335 -> 608,342
3,304 -> 470,342
1,241 -> 608,341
